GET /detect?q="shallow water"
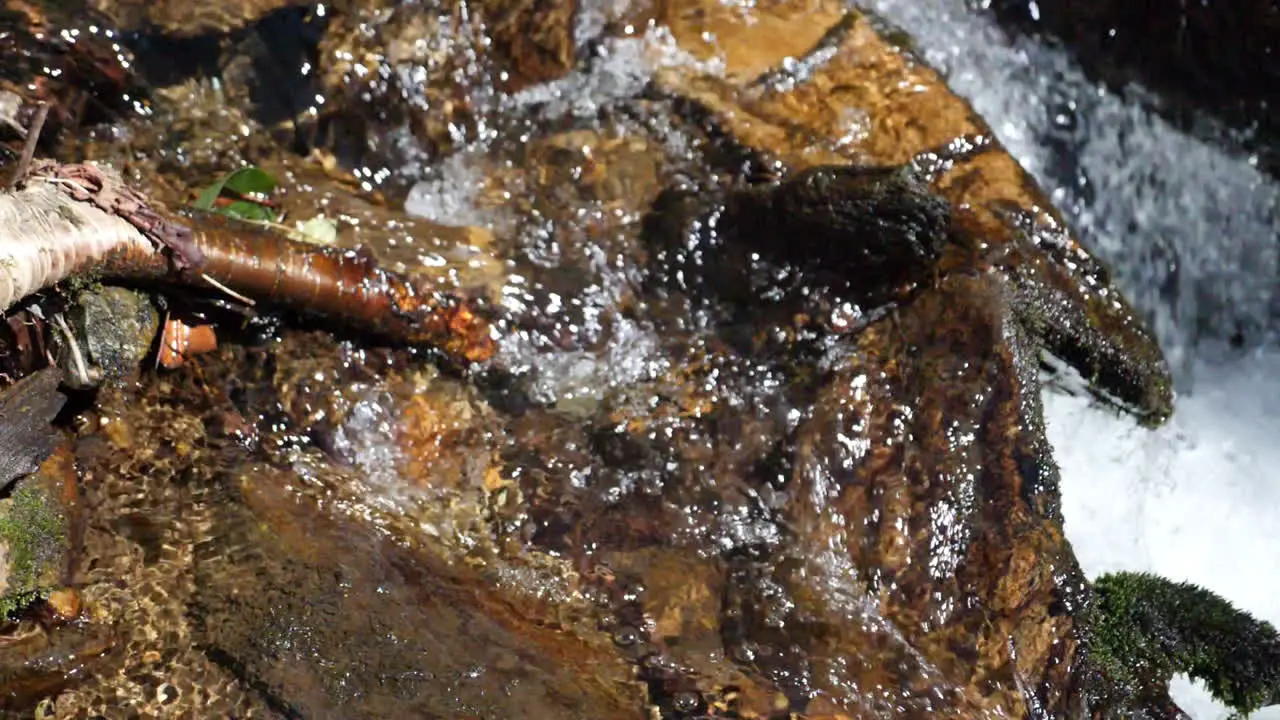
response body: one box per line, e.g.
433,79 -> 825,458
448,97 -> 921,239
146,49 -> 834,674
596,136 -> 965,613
861,1 -> 1280,717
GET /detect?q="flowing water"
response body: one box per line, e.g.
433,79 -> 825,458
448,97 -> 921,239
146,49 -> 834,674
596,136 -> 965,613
396,2 -> 1280,717
15,1 -> 1275,715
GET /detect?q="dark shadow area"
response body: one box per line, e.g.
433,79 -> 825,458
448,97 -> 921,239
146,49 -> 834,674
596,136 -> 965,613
985,0 -> 1280,176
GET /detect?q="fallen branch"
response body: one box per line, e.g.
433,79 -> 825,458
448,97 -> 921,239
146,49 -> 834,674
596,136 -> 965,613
0,162 -> 494,367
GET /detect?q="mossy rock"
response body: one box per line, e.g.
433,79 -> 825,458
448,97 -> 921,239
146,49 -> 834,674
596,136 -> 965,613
51,286 -> 160,388
1090,571 -> 1280,716
0,446 -> 73,618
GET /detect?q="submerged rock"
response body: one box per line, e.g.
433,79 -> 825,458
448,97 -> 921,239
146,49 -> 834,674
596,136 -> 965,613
191,462 -> 646,719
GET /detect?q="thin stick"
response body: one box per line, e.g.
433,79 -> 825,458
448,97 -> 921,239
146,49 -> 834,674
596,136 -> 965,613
51,311 -> 90,386
199,272 -> 257,306
8,103 -> 48,191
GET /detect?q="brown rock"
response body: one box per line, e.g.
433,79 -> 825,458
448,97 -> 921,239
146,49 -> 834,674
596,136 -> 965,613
772,272 -> 1083,716
484,0 -> 578,92
87,0 -> 306,36
189,462 -> 646,719
648,5 -> 1172,424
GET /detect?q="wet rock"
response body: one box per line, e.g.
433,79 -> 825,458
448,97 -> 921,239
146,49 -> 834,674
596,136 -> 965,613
89,0 -> 306,37
483,0 -> 578,92
637,0 -> 851,82
54,286 -> 161,388
763,272 -> 1084,716
645,164 -> 951,309
647,4 -> 1174,424
190,463 -> 646,719
317,0 -> 578,162
46,371 -> 310,717
0,618 -> 115,712
0,370 -> 66,489
0,440 -> 77,618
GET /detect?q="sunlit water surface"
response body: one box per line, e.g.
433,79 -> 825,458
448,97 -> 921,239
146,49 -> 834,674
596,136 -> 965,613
401,2 -> 1280,716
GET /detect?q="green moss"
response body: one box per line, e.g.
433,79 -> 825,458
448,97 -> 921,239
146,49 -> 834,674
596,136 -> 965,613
1090,571 -> 1280,716
0,478 -> 67,618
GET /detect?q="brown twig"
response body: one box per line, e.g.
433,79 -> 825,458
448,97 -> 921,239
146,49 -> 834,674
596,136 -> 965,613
0,161 -> 495,366
7,102 -> 47,190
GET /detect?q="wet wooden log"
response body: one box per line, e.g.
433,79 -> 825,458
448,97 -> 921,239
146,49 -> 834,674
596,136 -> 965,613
0,165 -> 494,367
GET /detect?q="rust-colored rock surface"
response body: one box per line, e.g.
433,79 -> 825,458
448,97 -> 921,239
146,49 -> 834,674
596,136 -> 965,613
647,5 -> 1171,423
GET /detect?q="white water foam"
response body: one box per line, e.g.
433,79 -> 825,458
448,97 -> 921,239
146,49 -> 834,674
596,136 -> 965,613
1050,346 -> 1280,719
861,1 -> 1280,716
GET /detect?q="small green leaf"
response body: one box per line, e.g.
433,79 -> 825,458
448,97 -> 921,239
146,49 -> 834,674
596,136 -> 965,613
193,166 -> 279,222
218,199 -> 278,223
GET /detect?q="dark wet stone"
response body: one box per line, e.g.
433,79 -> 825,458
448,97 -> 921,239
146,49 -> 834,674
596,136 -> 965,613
57,287 -> 161,388
0,370 -> 66,490
644,163 -> 950,320
724,165 -> 951,290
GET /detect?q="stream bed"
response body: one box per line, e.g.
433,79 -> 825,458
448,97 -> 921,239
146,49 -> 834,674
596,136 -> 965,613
1,0 -> 1277,717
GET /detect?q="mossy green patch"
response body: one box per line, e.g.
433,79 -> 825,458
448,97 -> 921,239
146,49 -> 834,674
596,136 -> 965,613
0,477 -> 67,618
1090,571 -> 1280,716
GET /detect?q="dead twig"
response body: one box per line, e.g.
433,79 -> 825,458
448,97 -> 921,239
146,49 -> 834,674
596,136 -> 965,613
7,102 -> 47,191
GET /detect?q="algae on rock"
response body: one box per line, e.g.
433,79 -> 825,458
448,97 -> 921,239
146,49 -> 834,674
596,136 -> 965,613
1089,571 -> 1280,716
0,445 -> 73,618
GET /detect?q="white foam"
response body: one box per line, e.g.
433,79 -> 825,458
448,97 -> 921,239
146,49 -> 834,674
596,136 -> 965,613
509,25 -> 724,120
1048,347 -> 1280,718
404,150 -> 502,229
863,0 -> 1280,382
